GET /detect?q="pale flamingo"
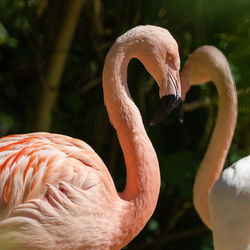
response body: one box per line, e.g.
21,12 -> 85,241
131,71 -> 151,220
0,25 -> 181,250
181,46 -> 250,249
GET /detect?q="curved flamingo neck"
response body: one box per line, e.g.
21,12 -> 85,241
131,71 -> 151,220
102,41 -> 160,242
193,66 -> 237,229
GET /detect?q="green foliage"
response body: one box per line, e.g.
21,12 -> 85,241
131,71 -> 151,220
161,150 -> 198,200
201,231 -> 214,250
0,0 -> 249,249
0,22 -> 17,47
0,111 -> 14,135
0,22 -> 8,44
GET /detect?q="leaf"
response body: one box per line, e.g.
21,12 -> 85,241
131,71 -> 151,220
0,22 -> 8,45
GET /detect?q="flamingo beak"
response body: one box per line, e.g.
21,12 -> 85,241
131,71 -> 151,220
150,69 -> 183,126
150,95 -> 182,126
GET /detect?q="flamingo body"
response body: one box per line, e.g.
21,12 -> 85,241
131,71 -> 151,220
210,156 -> 250,250
0,132 -> 109,208
0,25 -> 181,249
0,132 -> 122,249
181,46 -> 250,249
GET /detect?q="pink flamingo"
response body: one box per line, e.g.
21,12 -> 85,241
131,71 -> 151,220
0,25 -> 181,249
181,46 -> 250,249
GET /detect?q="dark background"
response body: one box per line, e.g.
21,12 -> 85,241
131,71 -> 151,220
0,0 -> 249,249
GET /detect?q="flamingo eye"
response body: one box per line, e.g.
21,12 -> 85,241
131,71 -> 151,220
166,54 -> 175,68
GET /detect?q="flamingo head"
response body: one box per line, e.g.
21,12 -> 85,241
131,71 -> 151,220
180,45 -> 226,100
126,26 -> 182,125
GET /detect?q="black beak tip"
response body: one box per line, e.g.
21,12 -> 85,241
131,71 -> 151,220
175,102 -> 184,123
150,94 -> 182,126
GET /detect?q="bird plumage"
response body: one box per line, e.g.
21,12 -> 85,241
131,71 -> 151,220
181,46 -> 249,250
0,132 -> 121,249
0,25 -> 182,249
210,156 -> 250,250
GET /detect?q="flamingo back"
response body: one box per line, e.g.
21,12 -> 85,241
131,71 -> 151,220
0,132 -> 113,219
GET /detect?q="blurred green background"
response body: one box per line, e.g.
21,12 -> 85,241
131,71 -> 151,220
0,0 -> 249,249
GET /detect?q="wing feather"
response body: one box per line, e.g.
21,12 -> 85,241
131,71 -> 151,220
0,132 -> 114,219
